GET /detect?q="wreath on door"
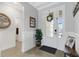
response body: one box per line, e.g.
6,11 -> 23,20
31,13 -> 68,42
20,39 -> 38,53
47,12 -> 53,22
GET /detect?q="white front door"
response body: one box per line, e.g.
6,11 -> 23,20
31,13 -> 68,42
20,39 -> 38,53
42,5 -> 65,51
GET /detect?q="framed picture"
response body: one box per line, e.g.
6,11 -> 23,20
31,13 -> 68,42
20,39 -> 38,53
73,2 -> 79,17
30,16 -> 36,28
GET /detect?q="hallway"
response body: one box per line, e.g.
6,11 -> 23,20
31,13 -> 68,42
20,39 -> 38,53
1,41 -> 22,57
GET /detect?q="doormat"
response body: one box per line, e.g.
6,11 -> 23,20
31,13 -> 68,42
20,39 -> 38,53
40,45 -> 57,54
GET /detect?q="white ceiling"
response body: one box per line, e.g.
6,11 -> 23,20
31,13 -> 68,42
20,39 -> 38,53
28,2 -> 59,10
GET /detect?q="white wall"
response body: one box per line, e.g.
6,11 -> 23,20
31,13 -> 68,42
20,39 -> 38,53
74,9 -> 79,35
0,3 -> 16,51
65,2 -> 75,32
21,3 -> 38,52
0,3 -> 23,51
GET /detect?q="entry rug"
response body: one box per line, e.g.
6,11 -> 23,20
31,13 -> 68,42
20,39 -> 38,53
40,45 -> 57,54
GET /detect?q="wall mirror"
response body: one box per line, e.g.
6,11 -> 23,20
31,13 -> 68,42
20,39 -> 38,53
0,13 -> 11,29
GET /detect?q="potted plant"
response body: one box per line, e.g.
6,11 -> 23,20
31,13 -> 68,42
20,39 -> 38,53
35,29 -> 43,47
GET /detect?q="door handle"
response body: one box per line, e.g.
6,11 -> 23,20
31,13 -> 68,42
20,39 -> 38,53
54,29 -> 57,34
